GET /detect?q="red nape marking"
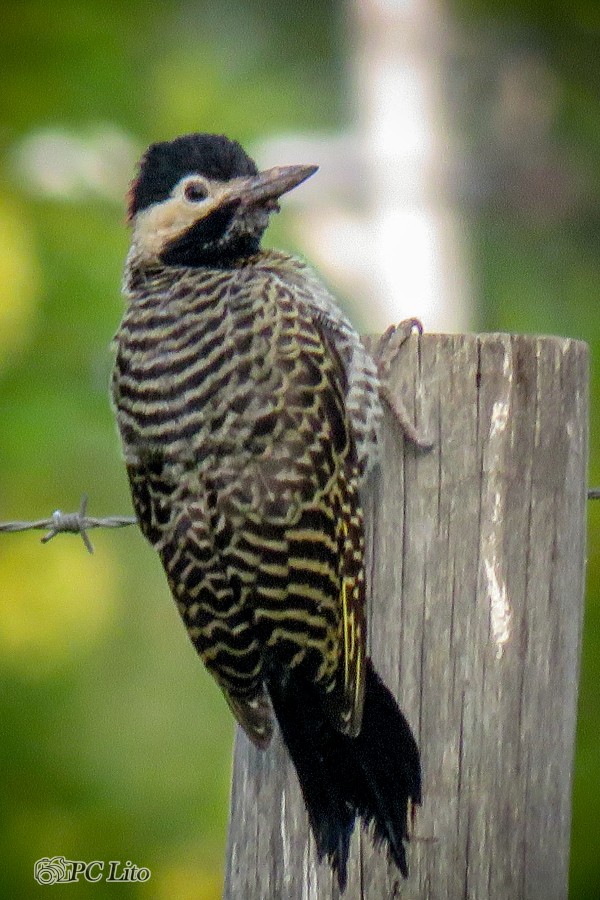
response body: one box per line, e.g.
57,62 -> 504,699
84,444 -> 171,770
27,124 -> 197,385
126,175 -> 140,223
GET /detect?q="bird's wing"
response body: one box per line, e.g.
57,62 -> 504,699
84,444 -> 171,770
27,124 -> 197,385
255,255 -> 383,479
223,270 -> 367,736
308,322 -> 366,737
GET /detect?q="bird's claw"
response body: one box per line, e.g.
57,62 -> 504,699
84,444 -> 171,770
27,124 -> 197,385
375,319 -> 433,450
374,318 -> 423,379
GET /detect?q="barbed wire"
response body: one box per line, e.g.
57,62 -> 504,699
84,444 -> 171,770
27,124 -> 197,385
0,490 -> 599,555
0,495 -> 138,554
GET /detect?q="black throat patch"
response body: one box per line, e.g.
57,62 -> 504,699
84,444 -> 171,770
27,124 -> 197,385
159,200 -> 260,268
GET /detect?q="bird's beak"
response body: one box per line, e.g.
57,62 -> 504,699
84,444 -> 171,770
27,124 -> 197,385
230,164 -> 318,207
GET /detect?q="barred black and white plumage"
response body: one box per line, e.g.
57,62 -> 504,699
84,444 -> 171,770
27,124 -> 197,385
112,133 -> 421,890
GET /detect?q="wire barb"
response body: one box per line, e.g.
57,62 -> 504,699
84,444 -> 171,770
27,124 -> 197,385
0,495 -> 138,554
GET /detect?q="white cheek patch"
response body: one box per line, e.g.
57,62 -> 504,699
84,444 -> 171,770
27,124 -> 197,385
132,196 -> 220,260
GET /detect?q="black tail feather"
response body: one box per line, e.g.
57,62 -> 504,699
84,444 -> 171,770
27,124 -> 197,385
267,659 -> 421,891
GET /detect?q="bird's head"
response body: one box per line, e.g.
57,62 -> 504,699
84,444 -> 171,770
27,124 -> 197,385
127,133 -> 317,268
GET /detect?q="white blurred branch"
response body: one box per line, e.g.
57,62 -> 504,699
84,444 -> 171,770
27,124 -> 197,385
256,0 -> 472,333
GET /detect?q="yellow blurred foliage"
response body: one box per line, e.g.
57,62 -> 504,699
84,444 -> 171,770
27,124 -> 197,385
0,196 -> 40,368
150,860 -> 223,900
0,534 -> 117,678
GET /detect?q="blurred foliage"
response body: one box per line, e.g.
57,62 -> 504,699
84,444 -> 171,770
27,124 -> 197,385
0,0 -> 598,897
0,2 -> 344,898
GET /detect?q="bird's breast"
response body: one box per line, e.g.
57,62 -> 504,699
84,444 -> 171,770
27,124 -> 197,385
113,266 -> 350,529
112,275 -> 299,470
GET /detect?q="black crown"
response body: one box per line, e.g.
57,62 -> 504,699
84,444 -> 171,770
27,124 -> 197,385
128,133 -> 258,218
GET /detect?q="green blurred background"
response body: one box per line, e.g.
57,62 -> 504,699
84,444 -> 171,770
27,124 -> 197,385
0,1 -> 598,897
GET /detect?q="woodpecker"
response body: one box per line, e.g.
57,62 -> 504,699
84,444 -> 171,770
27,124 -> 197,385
112,133 -> 421,890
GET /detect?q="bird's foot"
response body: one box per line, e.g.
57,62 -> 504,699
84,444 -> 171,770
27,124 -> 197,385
374,319 -> 424,379
374,319 -> 433,450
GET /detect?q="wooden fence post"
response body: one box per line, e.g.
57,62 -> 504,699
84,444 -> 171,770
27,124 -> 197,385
223,333 -> 588,900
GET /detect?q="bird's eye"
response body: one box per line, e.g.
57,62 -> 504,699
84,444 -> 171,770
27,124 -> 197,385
184,181 -> 208,202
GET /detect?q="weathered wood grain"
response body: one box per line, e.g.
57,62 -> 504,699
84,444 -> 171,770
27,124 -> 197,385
223,333 -> 588,900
